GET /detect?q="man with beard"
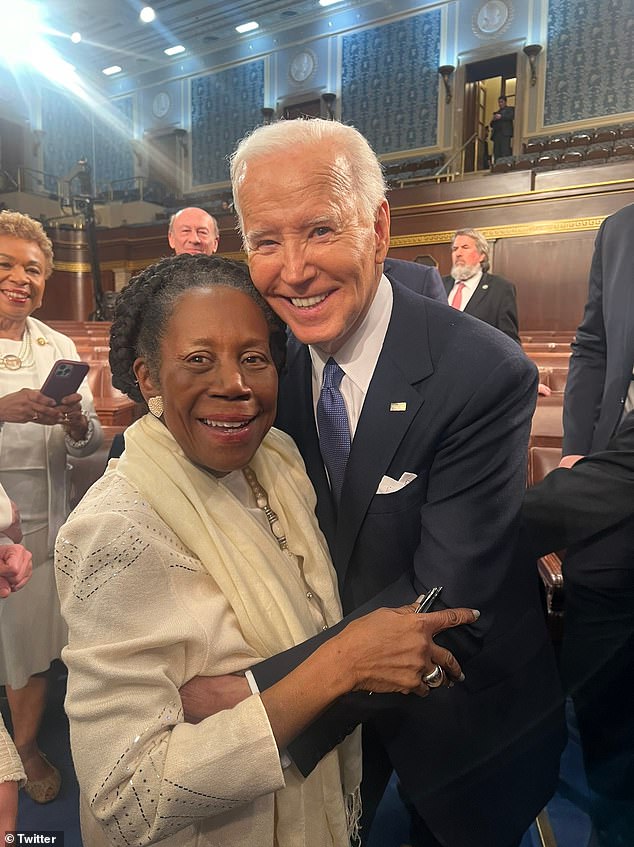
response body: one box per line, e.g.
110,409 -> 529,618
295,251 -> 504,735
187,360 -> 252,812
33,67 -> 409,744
442,228 -> 520,344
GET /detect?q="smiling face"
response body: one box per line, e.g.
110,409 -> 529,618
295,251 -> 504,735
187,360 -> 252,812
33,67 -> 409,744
134,286 -> 278,476
0,235 -> 46,327
168,208 -> 219,256
238,141 -> 390,354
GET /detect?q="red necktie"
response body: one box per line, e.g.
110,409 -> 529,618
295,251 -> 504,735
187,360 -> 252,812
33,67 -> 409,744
450,282 -> 465,310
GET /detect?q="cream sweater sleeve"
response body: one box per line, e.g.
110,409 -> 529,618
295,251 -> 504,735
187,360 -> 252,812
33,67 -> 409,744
55,475 -> 284,845
0,715 -> 25,786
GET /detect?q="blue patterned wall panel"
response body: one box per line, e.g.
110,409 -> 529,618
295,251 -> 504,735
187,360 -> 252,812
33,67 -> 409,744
93,96 -> 134,193
544,0 -> 633,126
42,89 -> 134,194
42,89 -> 93,193
341,11 -> 441,155
191,60 -> 264,186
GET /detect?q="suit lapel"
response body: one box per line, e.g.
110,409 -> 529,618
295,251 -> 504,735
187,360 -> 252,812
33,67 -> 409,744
464,272 -> 491,315
277,339 -> 337,549
334,284 -> 434,581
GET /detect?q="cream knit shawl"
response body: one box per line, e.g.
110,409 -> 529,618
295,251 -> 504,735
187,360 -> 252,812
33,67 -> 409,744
117,414 -> 361,846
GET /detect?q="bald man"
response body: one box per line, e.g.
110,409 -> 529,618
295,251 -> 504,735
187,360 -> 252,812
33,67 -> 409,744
167,207 -> 219,255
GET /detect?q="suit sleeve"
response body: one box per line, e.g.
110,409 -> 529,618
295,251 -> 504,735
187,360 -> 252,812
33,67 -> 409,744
562,224 -> 607,455
496,281 -> 520,344
253,346 -> 539,776
424,267 -> 448,303
523,411 -> 634,555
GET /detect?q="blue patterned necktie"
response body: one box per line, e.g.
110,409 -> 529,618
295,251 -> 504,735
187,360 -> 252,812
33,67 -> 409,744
317,358 -> 351,504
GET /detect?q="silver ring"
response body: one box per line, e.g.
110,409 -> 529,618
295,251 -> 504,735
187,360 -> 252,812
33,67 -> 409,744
32,412 -> 38,421
423,664 -> 445,689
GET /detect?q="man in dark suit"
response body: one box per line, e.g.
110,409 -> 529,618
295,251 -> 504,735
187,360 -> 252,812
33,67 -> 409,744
384,256 -> 447,302
490,96 -> 514,161
558,202 -> 634,846
442,228 -> 520,343
524,410 -> 634,555
224,118 -> 564,847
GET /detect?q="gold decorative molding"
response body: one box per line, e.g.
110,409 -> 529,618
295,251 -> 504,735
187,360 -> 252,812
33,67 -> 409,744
390,216 -> 608,248
52,261 -> 93,273
53,251 -> 247,276
392,177 -> 634,214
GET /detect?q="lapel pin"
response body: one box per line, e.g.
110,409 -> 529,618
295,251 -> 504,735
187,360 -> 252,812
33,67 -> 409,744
390,402 -> 407,412
482,284 -> 489,290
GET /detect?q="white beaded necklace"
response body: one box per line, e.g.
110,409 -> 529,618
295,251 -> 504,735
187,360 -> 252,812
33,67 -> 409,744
0,327 -> 34,370
242,465 -> 290,551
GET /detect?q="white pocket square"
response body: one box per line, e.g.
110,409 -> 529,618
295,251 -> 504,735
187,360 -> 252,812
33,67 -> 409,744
376,472 -> 417,494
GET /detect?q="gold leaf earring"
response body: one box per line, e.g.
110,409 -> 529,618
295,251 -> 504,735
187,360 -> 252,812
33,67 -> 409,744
147,395 -> 164,418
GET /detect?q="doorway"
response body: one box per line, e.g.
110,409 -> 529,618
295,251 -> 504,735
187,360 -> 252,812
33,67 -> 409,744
462,53 -> 517,172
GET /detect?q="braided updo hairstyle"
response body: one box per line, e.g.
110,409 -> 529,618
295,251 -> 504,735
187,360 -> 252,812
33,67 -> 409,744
109,254 -> 287,404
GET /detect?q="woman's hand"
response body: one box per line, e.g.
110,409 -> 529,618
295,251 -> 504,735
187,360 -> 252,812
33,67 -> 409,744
58,393 -> 89,441
0,544 -> 33,597
4,501 -> 23,544
329,604 -> 478,698
0,388 -> 58,426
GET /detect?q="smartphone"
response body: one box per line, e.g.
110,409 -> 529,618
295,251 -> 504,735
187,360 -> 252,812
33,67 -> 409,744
414,585 -> 443,614
40,359 -> 90,405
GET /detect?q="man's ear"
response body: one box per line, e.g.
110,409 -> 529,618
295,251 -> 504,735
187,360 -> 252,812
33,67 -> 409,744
374,199 -> 391,264
133,358 -> 157,401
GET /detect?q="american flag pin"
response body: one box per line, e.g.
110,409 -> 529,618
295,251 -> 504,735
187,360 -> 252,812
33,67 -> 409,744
390,402 -> 407,412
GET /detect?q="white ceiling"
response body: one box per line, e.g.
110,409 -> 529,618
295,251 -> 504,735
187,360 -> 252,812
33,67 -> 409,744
42,0 -> 354,78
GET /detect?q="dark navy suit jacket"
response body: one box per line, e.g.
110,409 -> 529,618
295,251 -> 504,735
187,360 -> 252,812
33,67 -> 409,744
253,281 -> 565,847
384,257 -> 446,302
442,271 -> 520,344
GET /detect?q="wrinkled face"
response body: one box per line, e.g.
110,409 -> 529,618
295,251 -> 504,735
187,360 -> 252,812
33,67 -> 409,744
0,236 -> 47,322
451,235 -> 485,279
135,287 -> 278,476
168,209 -> 219,255
238,142 -> 390,355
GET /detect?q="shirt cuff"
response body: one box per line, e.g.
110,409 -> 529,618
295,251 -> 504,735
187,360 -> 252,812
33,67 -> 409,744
245,670 -> 291,769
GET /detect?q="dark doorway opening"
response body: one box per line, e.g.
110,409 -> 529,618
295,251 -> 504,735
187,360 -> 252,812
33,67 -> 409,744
283,99 -> 321,120
463,53 -> 517,172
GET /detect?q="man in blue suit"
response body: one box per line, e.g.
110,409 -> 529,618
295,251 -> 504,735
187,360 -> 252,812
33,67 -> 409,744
182,119 -> 565,847
384,256 -> 447,303
559,202 -> 634,845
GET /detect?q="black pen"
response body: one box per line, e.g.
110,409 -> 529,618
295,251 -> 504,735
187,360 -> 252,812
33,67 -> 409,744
414,585 -> 443,613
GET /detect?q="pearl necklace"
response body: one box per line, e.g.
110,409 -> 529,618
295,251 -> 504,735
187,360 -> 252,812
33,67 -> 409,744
0,327 -> 34,370
242,465 -> 289,551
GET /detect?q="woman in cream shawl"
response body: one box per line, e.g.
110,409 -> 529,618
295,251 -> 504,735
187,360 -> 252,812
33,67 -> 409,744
55,255 -> 472,847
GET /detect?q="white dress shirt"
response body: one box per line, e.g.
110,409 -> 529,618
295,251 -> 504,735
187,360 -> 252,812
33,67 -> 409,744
310,274 -> 393,435
447,269 -> 483,311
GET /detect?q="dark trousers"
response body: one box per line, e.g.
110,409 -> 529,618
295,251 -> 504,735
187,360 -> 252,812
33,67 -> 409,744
561,577 -> 634,847
492,134 -> 512,160
359,723 -> 522,847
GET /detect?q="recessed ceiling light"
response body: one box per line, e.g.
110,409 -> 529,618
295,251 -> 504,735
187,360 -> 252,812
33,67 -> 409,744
164,45 -> 185,56
319,0 -> 342,6
102,65 -> 122,76
70,31 -> 81,43
140,6 -> 156,23
235,21 -> 259,33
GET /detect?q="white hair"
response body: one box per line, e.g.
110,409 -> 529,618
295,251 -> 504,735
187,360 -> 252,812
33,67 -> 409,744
230,118 -> 387,235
